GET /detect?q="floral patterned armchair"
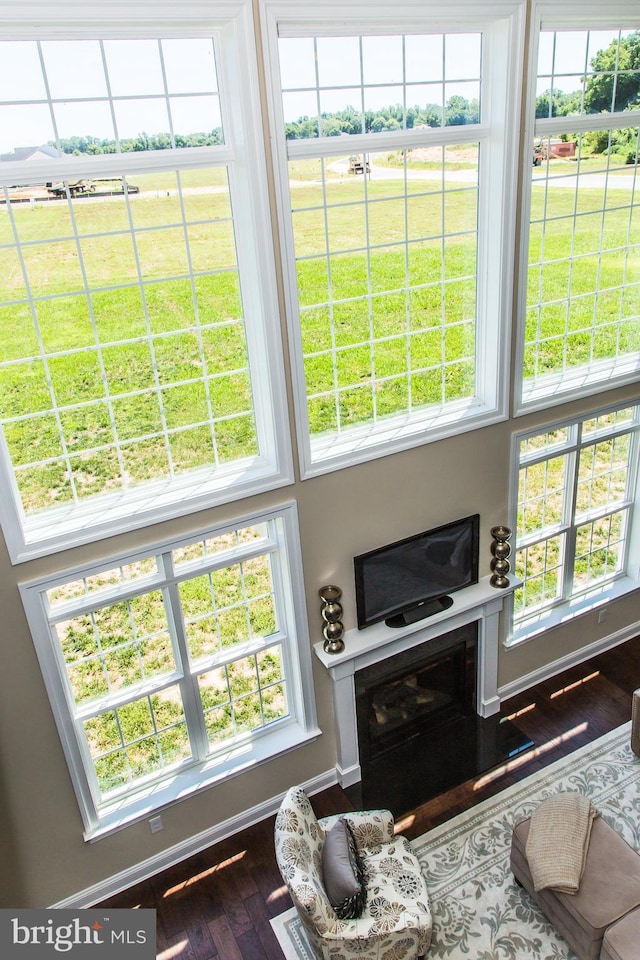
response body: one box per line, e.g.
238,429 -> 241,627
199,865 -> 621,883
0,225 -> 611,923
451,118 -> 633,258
274,786 -> 432,960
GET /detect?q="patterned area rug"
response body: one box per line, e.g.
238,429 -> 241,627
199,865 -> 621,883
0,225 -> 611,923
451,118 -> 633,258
271,722 -> 640,959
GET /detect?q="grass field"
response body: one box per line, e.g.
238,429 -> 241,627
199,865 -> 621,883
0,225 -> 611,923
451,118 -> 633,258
0,154 -> 638,514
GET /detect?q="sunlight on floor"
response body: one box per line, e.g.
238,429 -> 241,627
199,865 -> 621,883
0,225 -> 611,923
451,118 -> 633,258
473,721 -> 589,790
162,850 -> 247,897
394,812 -> 416,833
505,701 -> 536,720
268,884 -> 289,909
550,670 -> 600,699
158,939 -> 188,959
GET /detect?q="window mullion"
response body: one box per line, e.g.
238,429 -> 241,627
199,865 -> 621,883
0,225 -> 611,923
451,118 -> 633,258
535,108 -> 640,139
162,554 -> 210,763
286,124 -> 491,161
561,438 -> 581,601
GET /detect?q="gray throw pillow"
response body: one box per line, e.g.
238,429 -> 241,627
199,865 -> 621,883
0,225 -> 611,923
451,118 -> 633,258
321,817 -> 366,919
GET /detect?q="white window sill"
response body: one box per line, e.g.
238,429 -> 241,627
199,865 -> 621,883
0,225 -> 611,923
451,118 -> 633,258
85,720 -> 321,842
10,454 -> 292,564
304,396 -> 505,477
516,356 -> 640,418
506,574 -> 639,648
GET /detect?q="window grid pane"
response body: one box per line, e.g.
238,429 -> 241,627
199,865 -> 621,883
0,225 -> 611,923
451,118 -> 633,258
56,589 -> 175,706
0,38 -> 222,154
47,557 -> 159,607
573,510 -> 627,591
199,642 -> 287,751
536,29 -> 640,120
514,406 -> 639,632
526,127 -> 640,384
0,167 -> 259,519
83,687 -> 191,798
292,146 -> 479,436
522,24 -> 640,403
575,434 -> 631,517
180,552 -> 278,661
514,534 -> 564,616
279,32 -> 482,138
517,454 -> 568,540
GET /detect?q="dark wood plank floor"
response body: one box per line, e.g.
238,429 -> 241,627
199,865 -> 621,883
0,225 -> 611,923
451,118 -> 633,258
98,634 -> 640,959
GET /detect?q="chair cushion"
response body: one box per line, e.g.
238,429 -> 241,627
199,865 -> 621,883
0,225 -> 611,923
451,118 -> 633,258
362,833 -> 430,905
321,817 -> 366,919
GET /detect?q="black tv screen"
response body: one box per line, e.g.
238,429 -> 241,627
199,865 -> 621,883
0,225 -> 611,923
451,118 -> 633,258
354,515 -> 480,629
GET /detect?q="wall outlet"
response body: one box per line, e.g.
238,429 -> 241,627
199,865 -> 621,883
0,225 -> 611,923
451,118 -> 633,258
149,815 -> 163,834
598,607 -> 608,624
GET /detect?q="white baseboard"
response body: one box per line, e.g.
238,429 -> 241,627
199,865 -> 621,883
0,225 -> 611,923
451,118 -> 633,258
336,761 -> 361,788
51,768 -> 338,909
498,620 -> 640,704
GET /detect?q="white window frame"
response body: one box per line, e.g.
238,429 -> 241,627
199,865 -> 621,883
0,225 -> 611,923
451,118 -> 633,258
19,500 -> 319,841
260,0 -> 525,479
507,399 -> 640,646
0,0 -> 293,564
515,0 -> 640,416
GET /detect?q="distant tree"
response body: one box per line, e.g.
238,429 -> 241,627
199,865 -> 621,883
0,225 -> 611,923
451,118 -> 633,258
52,129 -> 223,154
445,95 -> 477,125
370,114 -> 402,132
535,88 -> 570,119
584,31 -> 640,113
420,104 -> 444,127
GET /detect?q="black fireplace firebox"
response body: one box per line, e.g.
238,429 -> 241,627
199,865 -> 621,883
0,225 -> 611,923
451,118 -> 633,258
355,623 -> 477,767
348,621 -> 533,815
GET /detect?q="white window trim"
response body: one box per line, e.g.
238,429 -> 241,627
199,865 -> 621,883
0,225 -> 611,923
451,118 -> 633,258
0,0 -> 294,564
19,499 -> 320,841
514,0 -> 640,417
259,0 -> 526,479
506,399 -> 640,646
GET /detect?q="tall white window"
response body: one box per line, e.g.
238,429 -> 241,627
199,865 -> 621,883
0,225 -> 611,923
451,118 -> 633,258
0,2 -> 291,563
260,0 -> 525,477
20,503 -> 318,839
510,402 -> 640,644
516,1 -> 640,413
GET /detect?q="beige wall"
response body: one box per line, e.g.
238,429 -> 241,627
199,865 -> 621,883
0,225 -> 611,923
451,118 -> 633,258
0,2 -> 639,910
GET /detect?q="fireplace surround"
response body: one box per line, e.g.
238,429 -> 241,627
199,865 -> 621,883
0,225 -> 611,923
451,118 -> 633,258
314,575 -> 530,809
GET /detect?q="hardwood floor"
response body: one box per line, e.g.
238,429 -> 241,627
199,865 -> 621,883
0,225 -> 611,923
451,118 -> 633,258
98,634 -> 640,959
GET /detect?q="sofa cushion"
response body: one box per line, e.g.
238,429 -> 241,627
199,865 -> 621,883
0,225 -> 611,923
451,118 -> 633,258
601,906 -> 640,960
511,815 -> 640,960
321,817 -> 366,919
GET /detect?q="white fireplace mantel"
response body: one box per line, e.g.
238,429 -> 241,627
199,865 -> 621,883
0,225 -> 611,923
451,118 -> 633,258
313,574 -> 519,788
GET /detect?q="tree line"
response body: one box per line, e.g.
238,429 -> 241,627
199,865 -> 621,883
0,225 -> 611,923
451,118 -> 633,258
53,130 -> 223,155
285,96 -> 479,139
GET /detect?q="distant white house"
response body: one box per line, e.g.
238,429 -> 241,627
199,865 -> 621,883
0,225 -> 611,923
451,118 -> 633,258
0,144 -> 61,162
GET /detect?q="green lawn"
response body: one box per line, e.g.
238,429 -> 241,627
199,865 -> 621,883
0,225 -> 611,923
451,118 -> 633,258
0,155 -> 637,513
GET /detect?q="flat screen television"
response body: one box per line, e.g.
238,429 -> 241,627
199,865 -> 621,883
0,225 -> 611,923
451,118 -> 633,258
354,514 -> 480,629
